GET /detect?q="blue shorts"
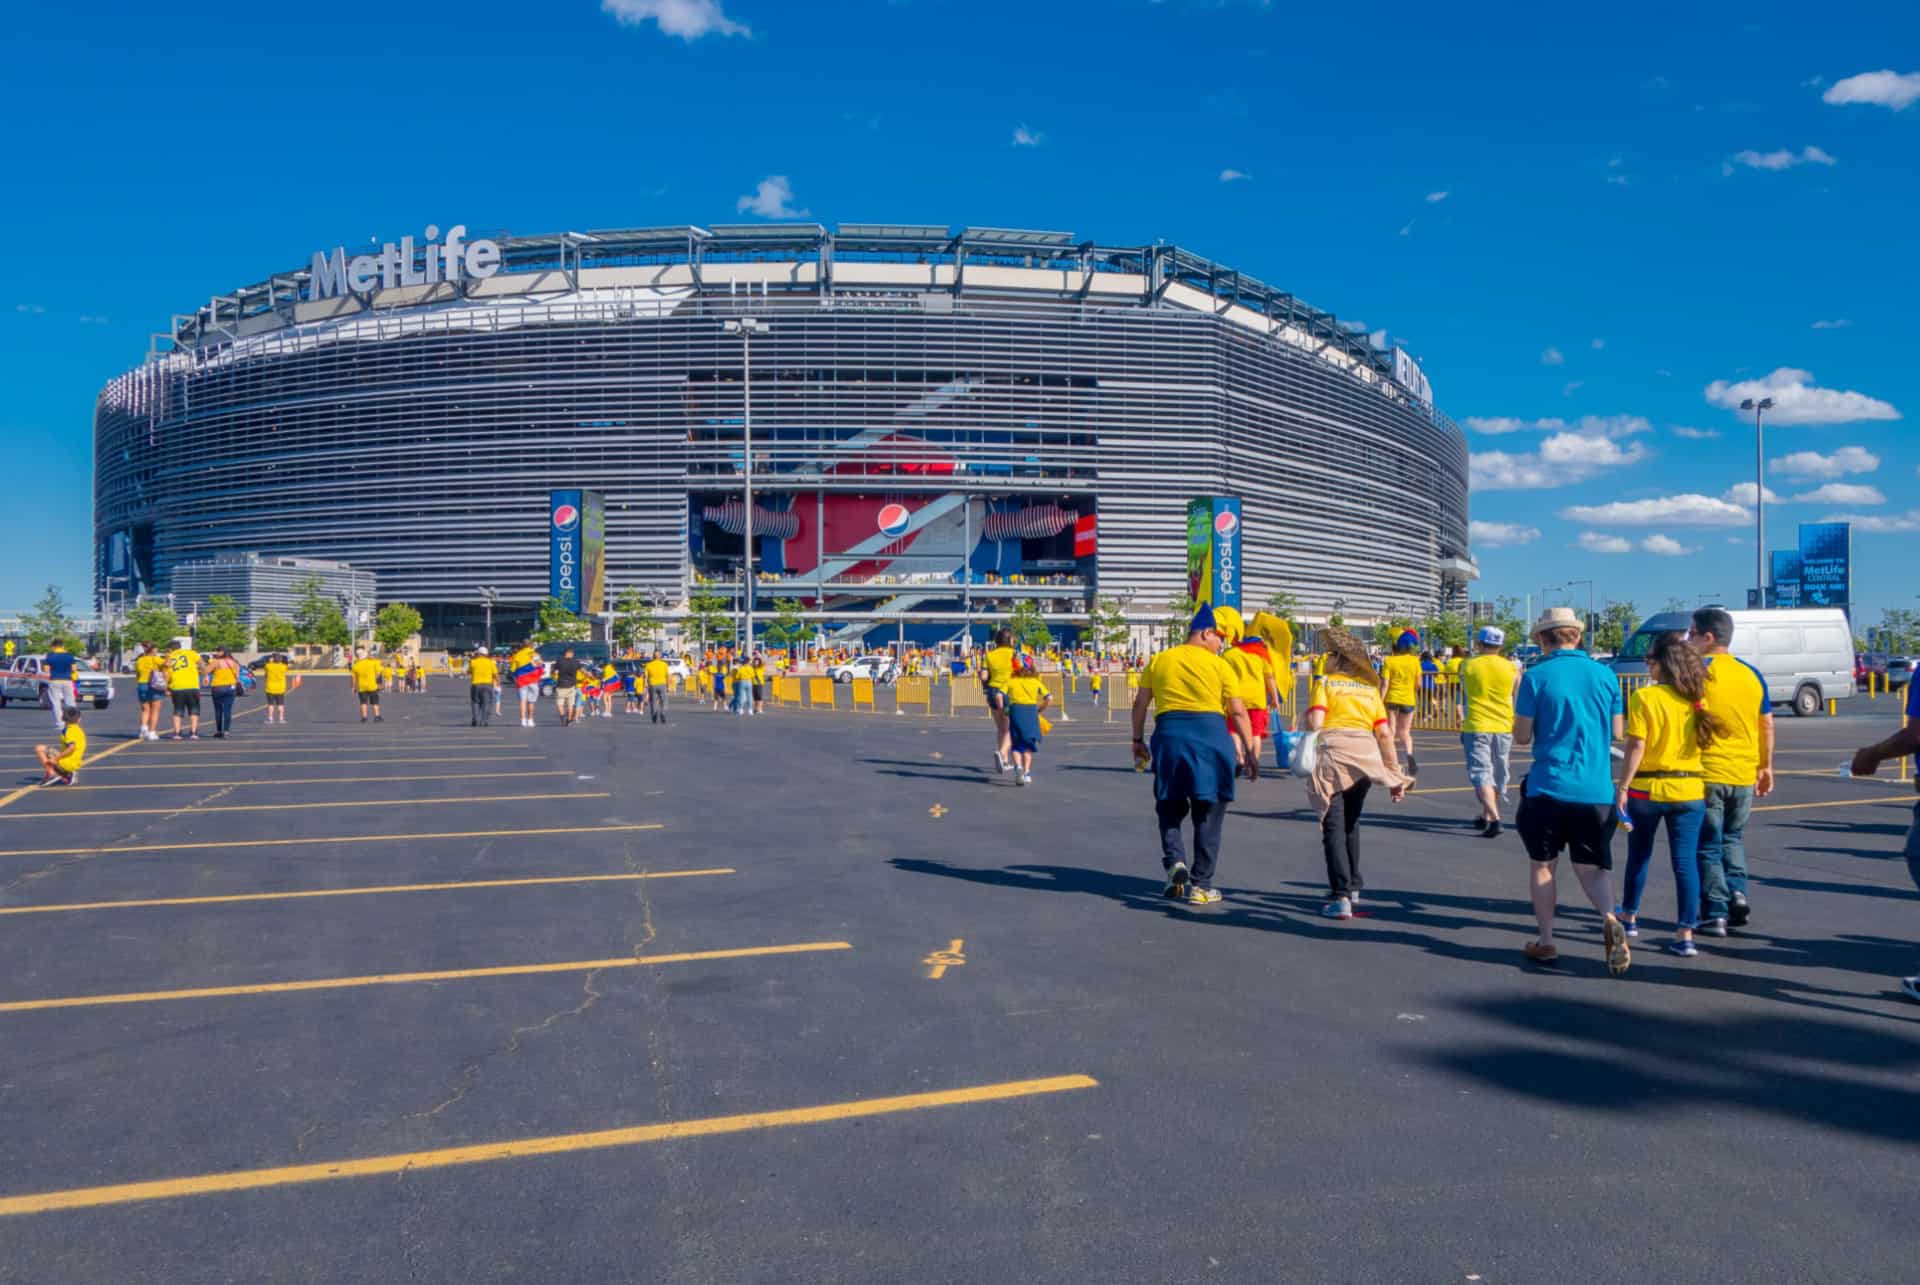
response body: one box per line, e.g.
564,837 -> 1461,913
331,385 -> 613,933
986,689 -> 1009,712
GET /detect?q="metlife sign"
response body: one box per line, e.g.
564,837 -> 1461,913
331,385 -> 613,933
309,224 -> 502,299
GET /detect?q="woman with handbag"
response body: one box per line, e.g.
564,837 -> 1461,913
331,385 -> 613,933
207,647 -> 243,739
1303,628 -> 1410,920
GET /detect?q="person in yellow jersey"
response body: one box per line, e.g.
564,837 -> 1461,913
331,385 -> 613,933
1005,658 -> 1051,786
350,649 -> 385,723
1458,627 -> 1522,837
467,646 -> 499,726
262,651 -> 291,725
34,706 -> 86,786
1379,630 -> 1424,777
134,640 -> 166,741
981,627 -> 1019,773
644,651 -> 672,725
165,639 -> 204,740
1615,632 -> 1724,958
1129,605 -> 1257,906
206,646 -> 242,738
1685,606 -> 1775,936
751,652 -> 769,716
1444,646 -> 1465,684
1304,628 -> 1411,920
730,654 -> 757,716
1209,607 -> 1266,773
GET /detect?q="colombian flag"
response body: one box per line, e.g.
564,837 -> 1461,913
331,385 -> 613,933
512,660 -> 543,689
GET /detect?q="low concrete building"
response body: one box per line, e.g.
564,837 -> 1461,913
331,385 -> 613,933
166,554 -> 376,630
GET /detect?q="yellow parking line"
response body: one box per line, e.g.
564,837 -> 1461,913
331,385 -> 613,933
81,755 -> 548,771
63,771 -> 574,791
0,737 -> 145,811
3,791 -> 609,821
0,940 -> 851,1014
0,869 -> 734,916
0,1073 -> 1095,1215
0,822 -> 663,859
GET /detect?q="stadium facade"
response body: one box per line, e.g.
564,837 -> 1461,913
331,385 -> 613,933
94,222 -> 1473,647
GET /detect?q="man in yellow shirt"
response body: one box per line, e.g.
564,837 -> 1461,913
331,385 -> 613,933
35,707 -> 85,785
165,642 -> 204,740
644,652 -> 672,725
1130,605 -> 1256,906
981,628 -> 1019,773
467,647 -> 499,726
350,650 -> 385,723
1458,627 -> 1521,836
1686,606 -> 1774,934
1380,630 -> 1424,776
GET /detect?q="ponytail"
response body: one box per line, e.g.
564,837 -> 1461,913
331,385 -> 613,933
1649,633 -> 1723,749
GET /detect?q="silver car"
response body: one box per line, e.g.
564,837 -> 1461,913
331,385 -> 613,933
0,655 -> 116,710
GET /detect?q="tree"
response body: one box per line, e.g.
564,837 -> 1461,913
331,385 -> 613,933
685,591 -> 732,652
1660,597 -> 1689,615
763,598 -> 808,649
21,585 -> 80,653
1265,590 -> 1304,637
1876,609 -> 1920,653
1421,611 -> 1468,653
254,613 -> 298,653
292,575 -> 350,647
1489,595 -> 1528,650
121,600 -> 183,650
1085,596 -> 1132,652
1007,598 -> 1052,651
1593,599 -> 1638,655
1376,612 -> 1417,646
612,587 -> 660,652
192,594 -> 250,653
531,596 -> 591,645
1161,593 -> 1199,649
374,602 -> 424,654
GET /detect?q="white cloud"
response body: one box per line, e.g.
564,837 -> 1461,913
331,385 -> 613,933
1560,494 -> 1752,526
1722,145 -> 1837,174
1540,346 -> 1565,365
14,303 -> 45,314
1472,432 -> 1650,490
1810,318 -> 1853,329
1821,509 -> 1920,533
1822,70 -> 1920,111
1704,367 -> 1900,426
1576,532 -> 1633,554
1641,534 -> 1695,556
601,0 -> 747,39
1562,380 -> 1585,396
1770,445 -> 1878,480
1671,426 -> 1720,440
1591,338 -> 1606,350
1425,190 -> 1449,203
735,175 -> 808,219
1012,125 -> 1044,147
1219,168 -> 1251,182
1368,328 -> 1387,350
1462,414 -> 1651,439
1469,520 -> 1542,547
1790,482 -> 1885,506
76,314 -> 109,325
1398,221 -> 1415,237
1605,174 -> 1632,186
1722,482 -> 1781,506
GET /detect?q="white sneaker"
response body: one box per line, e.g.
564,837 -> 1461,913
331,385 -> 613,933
1021,771 -> 1033,785
994,753 -> 1008,774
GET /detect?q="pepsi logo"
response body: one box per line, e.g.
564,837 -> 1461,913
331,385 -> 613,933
552,504 -> 580,530
877,503 -> 912,538
1213,510 -> 1238,536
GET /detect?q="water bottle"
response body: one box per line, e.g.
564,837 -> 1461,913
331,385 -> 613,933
1835,761 -> 1853,779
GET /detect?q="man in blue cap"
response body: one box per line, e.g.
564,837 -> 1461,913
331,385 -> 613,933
1130,605 -> 1258,905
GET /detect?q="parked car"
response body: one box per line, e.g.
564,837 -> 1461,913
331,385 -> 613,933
0,655 -> 116,710
1855,653 -> 1872,686
830,655 -> 899,684
1887,657 -> 1915,690
1614,607 -> 1854,717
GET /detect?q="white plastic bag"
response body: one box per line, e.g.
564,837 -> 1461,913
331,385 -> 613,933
1291,730 -> 1320,778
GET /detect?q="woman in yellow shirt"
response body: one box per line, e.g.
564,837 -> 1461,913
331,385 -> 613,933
1005,661 -> 1051,786
262,652 -> 291,724
1304,628 -> 1410,918
1379,630 -> 1424,776
134,641 -> 166,741
207,647 -> 242,739
1615,633 -> 1725,957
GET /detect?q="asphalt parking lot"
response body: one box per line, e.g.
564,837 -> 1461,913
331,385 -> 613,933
0,683 -> 1913,1283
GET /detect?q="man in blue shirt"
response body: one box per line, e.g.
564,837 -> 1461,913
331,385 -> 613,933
1850,674 -> 1920,1002
42,642 -> 78,732
1513,607 -> 1631,974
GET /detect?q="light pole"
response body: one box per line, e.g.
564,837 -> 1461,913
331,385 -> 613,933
477,585 -> 497,652
1740,395 -> 1773,606
724,317 -> 770,652
1567,578 -> 1594,638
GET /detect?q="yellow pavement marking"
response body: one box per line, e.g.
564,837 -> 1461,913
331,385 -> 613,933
1752,797 -> 1913,814
0,869 -> 734,916
0,737 -> 145,811
923,938 -> 966,979
0,940 -> 851,1014
0,822 -> 662,859
3,791 -> 608,820
81,755 -> 548,771
0,1073 -> 1096,1216
62,771 -> 574,791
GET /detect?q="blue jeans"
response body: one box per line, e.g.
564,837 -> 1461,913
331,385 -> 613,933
1905,801 -> 1920,894
1698,782 -> 1755,919
1620,795 -> 1706,930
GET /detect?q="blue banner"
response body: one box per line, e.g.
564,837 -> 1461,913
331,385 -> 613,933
550,488 -> 583,613
1797,522 -> 1851,613
1209,496 -> 1242,612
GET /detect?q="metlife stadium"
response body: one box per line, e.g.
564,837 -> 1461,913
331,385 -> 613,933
93,221 -> 1473,647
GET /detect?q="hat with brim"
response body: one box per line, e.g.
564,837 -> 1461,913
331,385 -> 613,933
1530,606 -> 1584,640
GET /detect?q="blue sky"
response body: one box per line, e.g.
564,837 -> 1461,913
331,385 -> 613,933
4,0 -> 1914,623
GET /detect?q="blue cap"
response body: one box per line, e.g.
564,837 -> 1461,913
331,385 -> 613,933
1188,604 -> 1217,635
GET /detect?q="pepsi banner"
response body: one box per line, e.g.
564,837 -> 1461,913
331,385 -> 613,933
1186,496 -> 1242,611
549,489 -> 606,615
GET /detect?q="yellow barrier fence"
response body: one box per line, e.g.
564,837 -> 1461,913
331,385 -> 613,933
1412,677 -> 1462,732
808,677 -> 837,709
1106,674 -> 1134,723
773,676 -> 803,706
851,678 -> 877,712
950,681 -> 988,718
895,676 -> 934,716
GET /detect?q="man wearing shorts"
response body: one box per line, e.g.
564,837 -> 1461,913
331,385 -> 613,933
1459,627 -> 1521,837
981,628 -> 1018,772
509,641 -> 541,727
166,641 -> 204,740
1513,607 -> 1630,973
350,650 -> 384,722
552,648 -> 583,726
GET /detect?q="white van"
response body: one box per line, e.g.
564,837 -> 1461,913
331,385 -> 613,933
1613,607 -> 1854,717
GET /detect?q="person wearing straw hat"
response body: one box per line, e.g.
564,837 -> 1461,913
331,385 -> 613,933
1304,628 -> 1411,919
1130,604 -> 1258,905
1513,606 -> 1631,973
1459,626 -> 1521,837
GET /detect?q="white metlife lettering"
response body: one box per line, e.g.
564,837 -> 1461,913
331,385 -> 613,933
308,224 -> 502,300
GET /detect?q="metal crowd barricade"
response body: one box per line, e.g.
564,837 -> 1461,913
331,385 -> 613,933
950,680 -> 989,718
851,678 -> 877,712
1412,677 -> 1463,732
1616,673 -> 1653,708
807,676 -> 837,709
1106,674 -> 1135,723
895,676 -> 934,716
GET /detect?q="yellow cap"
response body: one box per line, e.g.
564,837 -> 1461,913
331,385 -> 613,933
1211,605 -> 1245,643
